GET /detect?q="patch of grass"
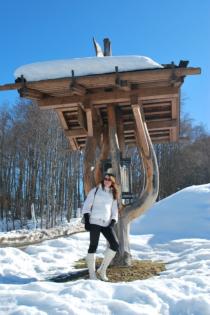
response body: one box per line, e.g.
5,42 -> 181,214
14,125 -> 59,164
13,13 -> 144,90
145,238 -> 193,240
74,258 -> 166,282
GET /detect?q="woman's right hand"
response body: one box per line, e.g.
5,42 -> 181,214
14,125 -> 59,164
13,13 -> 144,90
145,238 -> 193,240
84,213 -> 91,231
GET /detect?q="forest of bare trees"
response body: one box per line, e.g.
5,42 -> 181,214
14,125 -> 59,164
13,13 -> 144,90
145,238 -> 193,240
0,99 -> 210,231
0,100 -> 83,231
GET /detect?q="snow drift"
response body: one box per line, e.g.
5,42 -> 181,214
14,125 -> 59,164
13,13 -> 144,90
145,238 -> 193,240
14,55 -> 163,81
131,183 -> 210,244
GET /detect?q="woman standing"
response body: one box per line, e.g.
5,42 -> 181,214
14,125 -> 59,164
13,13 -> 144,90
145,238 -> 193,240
82,172 -> 119,281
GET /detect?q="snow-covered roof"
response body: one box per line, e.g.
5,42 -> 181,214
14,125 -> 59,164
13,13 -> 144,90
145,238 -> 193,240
14,56 -> 163,82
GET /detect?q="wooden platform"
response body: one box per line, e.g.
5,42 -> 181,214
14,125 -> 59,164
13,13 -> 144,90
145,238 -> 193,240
0,63 -> 201,150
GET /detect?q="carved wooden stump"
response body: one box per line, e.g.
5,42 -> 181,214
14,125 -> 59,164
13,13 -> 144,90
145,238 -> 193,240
83,100 -> 159,266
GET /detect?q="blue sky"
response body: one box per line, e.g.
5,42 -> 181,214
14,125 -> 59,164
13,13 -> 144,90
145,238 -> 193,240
0,0 -> 209,131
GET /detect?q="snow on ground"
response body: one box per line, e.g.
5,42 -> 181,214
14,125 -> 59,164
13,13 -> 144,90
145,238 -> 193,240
0,219 -> 84,247
131,184 -> 210,244
14,55 -> 163,81
0,183 -> 210,315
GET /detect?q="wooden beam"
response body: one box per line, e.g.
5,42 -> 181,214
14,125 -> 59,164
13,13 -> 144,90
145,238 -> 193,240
171,98 -> 177,119
94,124 -> 109,184
177,96 -> 180,140
115,66 -> 130,91
116,80 -> 130,91
38,101 -> 81,110
139,91 -> 179,101
169,96 -> 180,140
125,138 -> 170,145
142,101 -> 171,108
124,119 -> 177,131
65,128 -> 87,137
78,106 -> 87,130
131,100 -> 150,157
0,67 -> 200,92
170,127 -> 177,142
148,119 -> 177,130
55,106 -> 79,112
86,108 -> 93,136
144,110 -> 171,116
0,82 -> 22,91
152,136 -> 170,141
68,137 -> 78,151
70,83 -> 86,95
56,110 -> 69,129
83,137 -> 97,194
116,107 -> 126,157
107,104 -> 122,205
38,86 -> 179,109
95,108 -> 103,127
19,87 -> 46,100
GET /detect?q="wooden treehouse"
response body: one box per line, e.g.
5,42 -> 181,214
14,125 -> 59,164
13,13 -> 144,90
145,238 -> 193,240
0,39 -> 201,263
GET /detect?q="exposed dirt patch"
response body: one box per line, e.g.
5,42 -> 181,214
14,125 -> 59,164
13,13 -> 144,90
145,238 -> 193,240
75,258 -> 166,282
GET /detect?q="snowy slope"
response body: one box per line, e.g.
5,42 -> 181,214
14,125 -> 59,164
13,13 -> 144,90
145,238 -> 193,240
131,183 -> 210,244
14,55 -> 163,81
0,183 -> 210,315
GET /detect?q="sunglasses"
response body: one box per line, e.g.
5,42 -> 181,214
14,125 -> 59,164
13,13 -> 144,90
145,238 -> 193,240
104,177 -> 112,182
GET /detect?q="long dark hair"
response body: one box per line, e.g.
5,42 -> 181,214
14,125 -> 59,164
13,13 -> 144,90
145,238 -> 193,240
100,174 -> 119,200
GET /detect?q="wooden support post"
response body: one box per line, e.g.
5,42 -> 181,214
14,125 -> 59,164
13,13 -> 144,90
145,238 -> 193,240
94,124 -> 109,184
83,136 -> 96,194
131,97 -> 150,157
83,104 -> 102,193
116,107 -> 126,158
78,106 -> 87,130
125,99 -> 159,222
107,104 -> 122,204
68,137 -> 78,151
55,110 -> 69,130
86,108 -> 94,137
171,97 -> 179,141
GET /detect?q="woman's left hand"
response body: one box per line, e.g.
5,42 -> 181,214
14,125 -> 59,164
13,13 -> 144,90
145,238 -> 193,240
109,219 -> 116,228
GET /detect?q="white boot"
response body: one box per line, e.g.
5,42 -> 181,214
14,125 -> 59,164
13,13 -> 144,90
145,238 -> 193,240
86,253 -> 98,280
97,248 -> 116,281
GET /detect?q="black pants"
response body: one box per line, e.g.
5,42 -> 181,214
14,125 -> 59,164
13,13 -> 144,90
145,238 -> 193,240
88,224 -> 119,253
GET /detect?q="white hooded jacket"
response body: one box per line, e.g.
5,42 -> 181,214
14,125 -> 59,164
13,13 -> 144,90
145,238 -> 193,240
82,184 -> 118,227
